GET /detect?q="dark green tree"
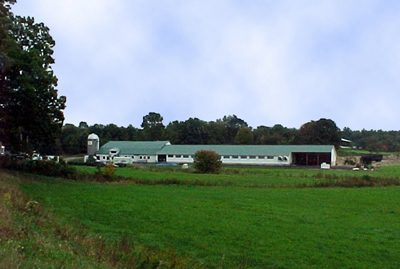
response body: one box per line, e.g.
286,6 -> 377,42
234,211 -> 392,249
0,0 -> 17,147
181,118 -> 209,144
234,127 -> 253,144
365,136 -> 387,152
0,1 -> 16,72
341,127 -> 352,140
217,115 -> 248,144
270,124 -> 297,145
125,124 -> 140,141
252,125 -> 270,144
61,124 -> 87,154
204,121 -> 225,144
141,112 -> 165,141
193,150 -> 222,174
165,120 -> 181,144
253,124 -> 297,145
103,124 -> 124,141
165,118 -> 209,144
78,121 -> 88,129
296,118 -> 340,148
0,1 -> 66,153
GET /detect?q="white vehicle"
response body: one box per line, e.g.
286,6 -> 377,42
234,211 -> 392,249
113,156 -> 133,165
32,152 -> 42,161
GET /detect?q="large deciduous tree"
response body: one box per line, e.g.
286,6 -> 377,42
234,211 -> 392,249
61,124 -> 87,154
0,1 -> 66,153
296,118 -> 340,148
166,118 -> 209,144
217,115 -> 248,144
0,0 -> 17,145
234,127 -> 253,144
141,112 -> 165,141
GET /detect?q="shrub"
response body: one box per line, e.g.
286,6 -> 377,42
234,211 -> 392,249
0,157 -> 78,179
102,162 -> 117,181
193,150 -> 222,174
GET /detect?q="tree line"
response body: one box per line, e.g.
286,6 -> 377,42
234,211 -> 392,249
341,127 -> 400,152
61,113 -> 400,155
61,113 -> 343,155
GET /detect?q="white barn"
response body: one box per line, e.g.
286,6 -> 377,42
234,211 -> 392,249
94,139 -> 337,166
157,144 -> 337,166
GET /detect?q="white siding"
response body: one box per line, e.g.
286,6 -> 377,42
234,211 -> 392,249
95,154 -> 158,164
167,154 -> 194,163
165,154 -> 290,165
220,155 -> 290,165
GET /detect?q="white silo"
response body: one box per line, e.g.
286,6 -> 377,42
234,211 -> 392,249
87,133 -> 100,155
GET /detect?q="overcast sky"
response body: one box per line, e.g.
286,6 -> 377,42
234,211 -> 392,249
11,0 -> 400,131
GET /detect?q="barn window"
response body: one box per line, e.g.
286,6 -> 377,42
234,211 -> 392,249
168,155 -> 173,158
175,155 -> 181,158
183,155 -> 189,158
258,156 -> 265,159
267,156 -> 274,159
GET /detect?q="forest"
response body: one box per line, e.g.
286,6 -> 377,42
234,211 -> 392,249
59,113 -> 400,155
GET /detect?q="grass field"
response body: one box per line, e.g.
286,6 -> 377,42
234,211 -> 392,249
76,164 -> 400,187
10,165 -> 400,268
0,172 -> 110,268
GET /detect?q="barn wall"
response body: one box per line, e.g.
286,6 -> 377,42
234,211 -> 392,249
96,154 -> 158,164
165,154 -> 291,165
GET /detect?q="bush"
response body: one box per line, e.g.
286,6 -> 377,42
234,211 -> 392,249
193,150 -> 222,174
0,156 -> 78,179
102,162 -> 117,180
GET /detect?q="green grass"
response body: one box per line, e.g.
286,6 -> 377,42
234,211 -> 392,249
75,164 -> 400,188
76,165 -> 324,187
0,172 -> 109,268
18,168 -> 400,268
0,170 -> 199,268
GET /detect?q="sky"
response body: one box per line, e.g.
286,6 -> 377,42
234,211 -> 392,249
10,0 -> 400,131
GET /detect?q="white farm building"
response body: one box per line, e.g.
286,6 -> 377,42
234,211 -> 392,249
94,139 -> 337,167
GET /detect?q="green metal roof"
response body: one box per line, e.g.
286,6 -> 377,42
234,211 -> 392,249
97,141 -> 170,155
157,145 -> 335,156
97,141 -> 335,156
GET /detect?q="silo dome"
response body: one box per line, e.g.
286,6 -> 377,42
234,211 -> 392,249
88,133 -> 99,140
87,133 -> 100,155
